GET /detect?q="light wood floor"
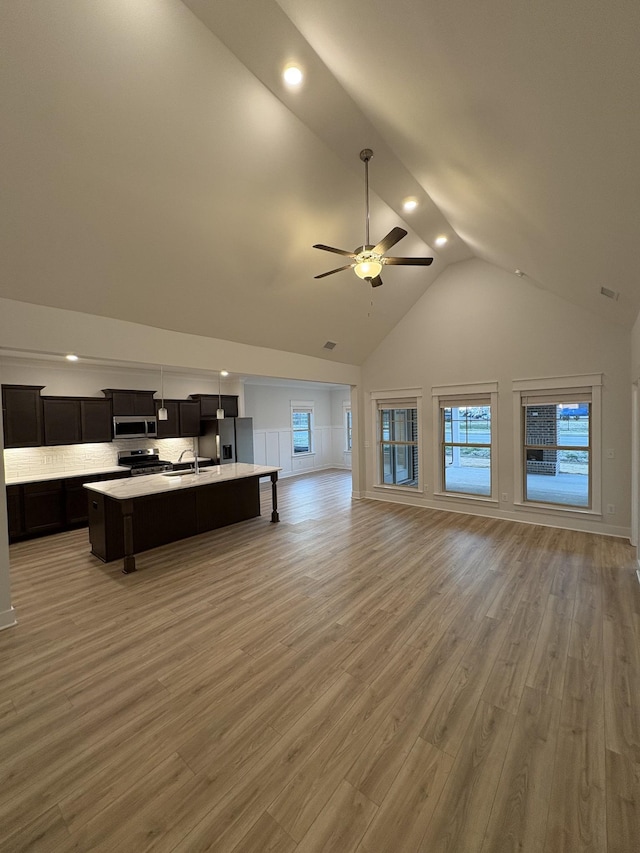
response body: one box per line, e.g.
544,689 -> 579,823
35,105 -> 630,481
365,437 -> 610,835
1,469 -> 639,852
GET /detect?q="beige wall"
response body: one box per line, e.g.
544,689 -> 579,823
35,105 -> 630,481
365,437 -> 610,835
361,258 -> 631,536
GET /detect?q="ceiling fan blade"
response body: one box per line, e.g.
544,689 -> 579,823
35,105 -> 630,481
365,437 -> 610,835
369,275 -> 384,288
313,244 -> 356,258
314,264 -> 354,279
372,227 -> 407,255
383,256 -> 434,266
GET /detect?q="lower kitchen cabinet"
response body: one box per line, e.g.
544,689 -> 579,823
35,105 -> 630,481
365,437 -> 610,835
6,485 -> 24,540
7,471 -> 130,542
22,480 -> 65,536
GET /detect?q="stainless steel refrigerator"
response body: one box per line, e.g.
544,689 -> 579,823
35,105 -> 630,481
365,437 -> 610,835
199,417 -> 254,465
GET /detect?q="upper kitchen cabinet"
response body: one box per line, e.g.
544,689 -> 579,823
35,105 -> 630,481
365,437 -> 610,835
1,385 -> 44,448
154,399 -> 201,437
80,399 -> 113,443
179,400 -> 201,436
155,400 -> 180,439
42,398 -> 82,445
42,397 -> 113,445
102,389 -> 156,417
190,394 -> 239,419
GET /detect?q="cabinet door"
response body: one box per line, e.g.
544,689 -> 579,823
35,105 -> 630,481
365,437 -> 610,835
65,476 -> 93,526
80,399 -> 113,443
2,385 -> 44,448
132,393 -> 156,416
43,399 -> 81,446
221,396 -> 239,418
104,390 -> 156,417
23,481 -> 64,535
6,485 -> 24,541
194,395 -> 238,419
156,400 -> 179,439
179,400 -> 201,436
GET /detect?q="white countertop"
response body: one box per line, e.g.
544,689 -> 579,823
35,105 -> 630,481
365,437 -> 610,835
84,463 -> 281,500
6,466 -> 130,486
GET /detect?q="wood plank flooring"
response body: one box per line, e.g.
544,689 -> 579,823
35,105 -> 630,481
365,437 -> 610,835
1,469 -> 639,852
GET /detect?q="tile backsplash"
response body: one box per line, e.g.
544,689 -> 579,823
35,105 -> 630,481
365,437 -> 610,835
3,437 -> 197,480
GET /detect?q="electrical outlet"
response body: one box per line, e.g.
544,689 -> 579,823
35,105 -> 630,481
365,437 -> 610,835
606,448 -> 615,459
607,504 -> 615,514
501,492 -> 508,502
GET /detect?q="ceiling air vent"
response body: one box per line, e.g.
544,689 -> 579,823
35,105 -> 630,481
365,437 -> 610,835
323,341 -> 337,350
600,286 -> 619,301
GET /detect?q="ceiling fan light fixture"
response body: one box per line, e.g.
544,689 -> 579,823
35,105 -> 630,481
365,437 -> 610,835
354,260 -> 383,280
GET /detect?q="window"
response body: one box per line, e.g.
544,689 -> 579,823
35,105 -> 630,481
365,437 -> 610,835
291,403 -> 313,454
433,383 -> 498,500
513,374 -> 602,513
345,407 -> 352,451
372,393 -> 420,489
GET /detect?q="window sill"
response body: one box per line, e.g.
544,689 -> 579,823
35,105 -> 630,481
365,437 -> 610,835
433,491 -> 498,506
292,452 -> 315,459
374,483 -> 422,494
513,500 -> 601,518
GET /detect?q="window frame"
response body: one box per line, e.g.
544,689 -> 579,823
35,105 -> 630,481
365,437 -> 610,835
371,388 -> 422,492
512,374 -> 602,516
291,401 -> 314,457
344,405 -> 352,452
432,382 -> 498,503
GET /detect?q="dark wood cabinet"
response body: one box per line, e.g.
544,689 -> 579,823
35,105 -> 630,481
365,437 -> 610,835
7,471 -> 131,541
43,397 -> 113,445
179,400 -> 201,436
42,398 -> 82,446
190,394 -> 238,419
2,385 -> 44,448
22,480 -> 65,536
155,399 -> 200,437
155,400 -> 180,439
64,471 -> 129,527
80,399 -> 113,443
102,389 -> 156,417
6,485 -> 24,540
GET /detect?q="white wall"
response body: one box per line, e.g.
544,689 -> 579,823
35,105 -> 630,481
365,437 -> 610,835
362,258 -> 631,537
244,382 -> 351,478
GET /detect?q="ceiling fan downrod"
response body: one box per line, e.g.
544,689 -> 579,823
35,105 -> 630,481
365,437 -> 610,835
360,148 -> 374,248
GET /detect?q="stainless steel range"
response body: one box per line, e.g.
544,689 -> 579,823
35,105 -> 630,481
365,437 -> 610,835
117,448 -> 173,476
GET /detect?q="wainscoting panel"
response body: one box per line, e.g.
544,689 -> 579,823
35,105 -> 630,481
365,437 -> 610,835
253,426 -> 351,478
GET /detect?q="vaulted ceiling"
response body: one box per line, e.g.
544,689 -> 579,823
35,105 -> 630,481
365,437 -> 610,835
2,1 -> 639,365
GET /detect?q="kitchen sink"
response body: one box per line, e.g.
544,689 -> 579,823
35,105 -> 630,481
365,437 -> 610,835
162,468 -> 195,477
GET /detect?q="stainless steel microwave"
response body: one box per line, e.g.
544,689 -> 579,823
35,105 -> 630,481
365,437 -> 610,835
113,416 -> 158,440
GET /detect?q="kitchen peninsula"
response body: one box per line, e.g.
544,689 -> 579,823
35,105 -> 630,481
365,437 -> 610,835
85,463 -> 280,573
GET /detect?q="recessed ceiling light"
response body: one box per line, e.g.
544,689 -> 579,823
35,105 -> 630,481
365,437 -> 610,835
435,235 -> 448,247
402,198 -> 418,212
220,369 -> 229,377
65,354 -> 79,361
283,65 -> 303,86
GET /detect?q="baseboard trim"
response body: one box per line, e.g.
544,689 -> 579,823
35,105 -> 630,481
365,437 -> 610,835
0,606 -> 17,631
363,490 -> 631,541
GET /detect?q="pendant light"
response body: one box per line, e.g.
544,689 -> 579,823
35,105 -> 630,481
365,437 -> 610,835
216,370 -> 225,420
158,366 -> 168,421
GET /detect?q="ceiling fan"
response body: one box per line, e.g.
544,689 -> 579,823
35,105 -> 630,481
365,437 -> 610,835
313,149 -> 433,288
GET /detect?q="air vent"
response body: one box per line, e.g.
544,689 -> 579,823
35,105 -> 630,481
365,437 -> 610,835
600,286 -> 619,301
323,341 -> 337,350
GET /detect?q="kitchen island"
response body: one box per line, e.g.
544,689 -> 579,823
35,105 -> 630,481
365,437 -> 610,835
85,463 -> 280,573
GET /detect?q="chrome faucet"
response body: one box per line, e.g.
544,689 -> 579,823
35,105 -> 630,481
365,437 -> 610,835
177,447 -> 200,474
